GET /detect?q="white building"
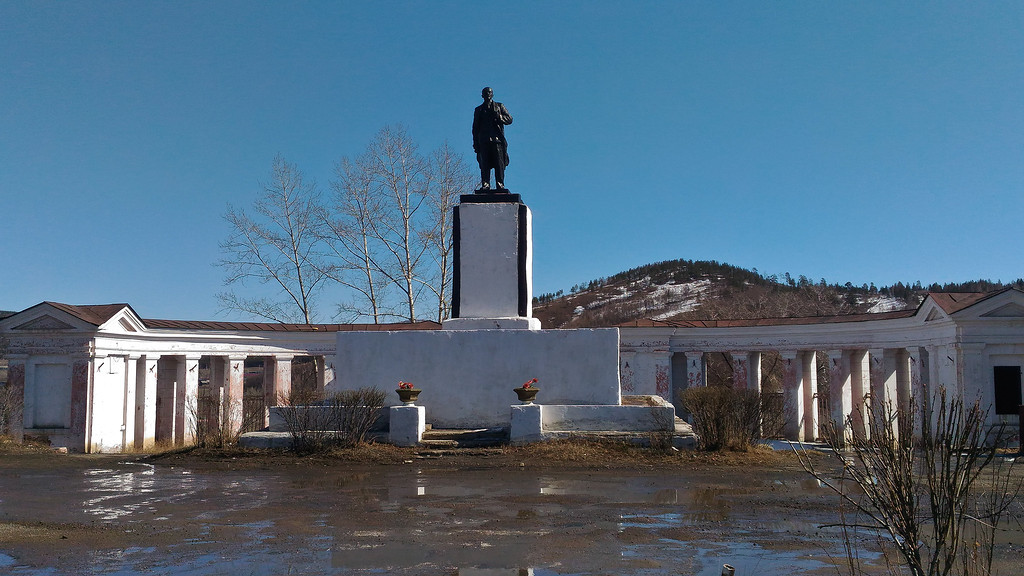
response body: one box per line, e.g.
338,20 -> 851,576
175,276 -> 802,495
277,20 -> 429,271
1,288 -> 1022,452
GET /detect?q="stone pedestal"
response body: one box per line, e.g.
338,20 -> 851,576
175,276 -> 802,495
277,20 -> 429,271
389,405 -> 425,446
445,193 -> 540,330
510,403 -> 543,444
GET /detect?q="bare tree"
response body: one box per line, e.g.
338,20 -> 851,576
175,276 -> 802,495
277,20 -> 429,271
797,389 -> 1020,576
320,126 -> 470,323
218,155 -> 329,324
365,125 -> 433,322
423,141 -> 470,322
320,154 -> 390,323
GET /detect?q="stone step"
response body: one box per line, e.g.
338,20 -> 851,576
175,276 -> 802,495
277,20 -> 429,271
420,427 -> 509,448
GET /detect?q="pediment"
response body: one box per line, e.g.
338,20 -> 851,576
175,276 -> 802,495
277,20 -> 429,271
98,307 -> 146,333
13,314 -> 75,330
924,308 -> 945,322
980,302 -> 1024,318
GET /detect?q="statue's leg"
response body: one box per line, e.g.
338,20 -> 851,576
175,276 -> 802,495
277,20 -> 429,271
480,166 -> 490,189
494,162 -> 505,189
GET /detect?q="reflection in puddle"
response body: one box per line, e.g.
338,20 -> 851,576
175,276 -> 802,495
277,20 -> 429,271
0,464 -> 894,576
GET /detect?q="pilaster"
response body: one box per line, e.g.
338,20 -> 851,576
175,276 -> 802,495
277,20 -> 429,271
684,351 -> 706,388
780,351 -> 804,441
827,349 -> 852,442
182,355 -> 200,445
731,352 -> 749,391
802,351 -> 818,440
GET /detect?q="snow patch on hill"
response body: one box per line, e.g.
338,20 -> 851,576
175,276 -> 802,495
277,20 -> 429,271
862,295 -> 906,313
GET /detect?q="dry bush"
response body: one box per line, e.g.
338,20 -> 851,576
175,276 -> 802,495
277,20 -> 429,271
0,383 -> 21,436
190,386 -> 241,449
680,386 -> 764,451
798,388 -> 1021,576
278,387 -> 386,453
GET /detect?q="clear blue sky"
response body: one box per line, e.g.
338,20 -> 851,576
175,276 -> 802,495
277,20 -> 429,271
3,2 -> 1022,321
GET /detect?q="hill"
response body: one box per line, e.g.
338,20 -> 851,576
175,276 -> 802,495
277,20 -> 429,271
533,259 -> 1023,329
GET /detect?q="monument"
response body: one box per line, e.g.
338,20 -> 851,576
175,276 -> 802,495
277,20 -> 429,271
331,89 -> 671,441
472,87 -> 512,191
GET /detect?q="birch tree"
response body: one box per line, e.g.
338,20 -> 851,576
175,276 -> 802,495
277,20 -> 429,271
321,126 -> 469,323
218,155 -> 328,324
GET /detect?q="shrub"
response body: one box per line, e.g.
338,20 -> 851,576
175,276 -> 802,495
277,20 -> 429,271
278,387 -> 386,453
679,386 -> 763,450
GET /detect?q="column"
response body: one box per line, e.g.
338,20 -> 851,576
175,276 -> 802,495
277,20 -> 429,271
731,352 -> 749,390
802,351 -> 819,441
869,348 -> 899,438
907,346 -> 927,436
747,352 -> 762,393
222,355 -> 246,435
138,356 -> 158,449
315,356 -> 327,390
4,356 -> 26,442
895,348 -> 912,416
267,355 -> 293,407
124,356 -> 139,451
827,349 -> 852,442
72,357 -> 91,452
849,350 -> 869,439
181,355 -> 200,445
780,351 -> 804,441
652,349 -> 672,400
684,351 -> 706,388
174,357 -> 187,445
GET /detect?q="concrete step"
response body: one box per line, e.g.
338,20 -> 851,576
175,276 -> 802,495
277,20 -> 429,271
420,427 -> 509,448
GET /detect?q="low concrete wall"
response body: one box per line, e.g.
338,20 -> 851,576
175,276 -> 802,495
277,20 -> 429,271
334,328 -> 621,428
541,404 -> 674,432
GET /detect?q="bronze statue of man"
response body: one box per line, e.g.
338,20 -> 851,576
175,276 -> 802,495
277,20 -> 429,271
472,87 -> 513,190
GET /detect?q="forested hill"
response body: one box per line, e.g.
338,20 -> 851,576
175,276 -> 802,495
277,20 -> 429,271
532,258 -> 1024,329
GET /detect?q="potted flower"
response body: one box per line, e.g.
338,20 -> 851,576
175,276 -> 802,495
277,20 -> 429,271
396,381 -> 421,405
514,378 -> 540,404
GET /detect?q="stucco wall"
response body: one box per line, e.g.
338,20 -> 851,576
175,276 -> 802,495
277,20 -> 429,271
333,328 -> 621,428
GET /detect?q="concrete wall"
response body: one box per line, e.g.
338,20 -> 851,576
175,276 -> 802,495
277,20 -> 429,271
333,328 -> 620,428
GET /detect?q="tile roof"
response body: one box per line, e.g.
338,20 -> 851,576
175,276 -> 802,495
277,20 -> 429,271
44,302 -> 131,326
141,318 -> 441,332
618,309 -> 917,329
926,289 -> 1013,315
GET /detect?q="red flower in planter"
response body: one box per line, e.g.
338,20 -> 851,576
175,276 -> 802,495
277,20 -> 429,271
522,378 -> 538,389
398,381 -> 415,390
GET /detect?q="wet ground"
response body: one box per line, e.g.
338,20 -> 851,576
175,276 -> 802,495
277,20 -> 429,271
0,447 -> 1015,575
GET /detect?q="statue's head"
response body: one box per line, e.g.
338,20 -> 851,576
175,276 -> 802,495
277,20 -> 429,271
481,87 -> 493,101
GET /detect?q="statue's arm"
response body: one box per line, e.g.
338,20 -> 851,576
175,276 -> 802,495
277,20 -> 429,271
498,104 -> 513,125
472,112 -> 479,151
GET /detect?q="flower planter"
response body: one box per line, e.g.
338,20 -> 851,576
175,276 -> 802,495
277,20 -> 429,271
396,388 -> 422,405
513,387 -> 539,404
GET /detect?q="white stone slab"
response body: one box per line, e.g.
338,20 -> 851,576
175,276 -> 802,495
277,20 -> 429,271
442,317 -> 541,330
510,404 -> 543,444
389,405 -> 426,446
456,202 -> 532,319
333,328 -> 621,428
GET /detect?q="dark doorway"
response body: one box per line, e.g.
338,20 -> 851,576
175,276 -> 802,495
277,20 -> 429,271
993,366 -> 1022,415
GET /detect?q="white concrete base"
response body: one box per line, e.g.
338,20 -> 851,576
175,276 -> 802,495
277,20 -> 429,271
542,404 -> 674,432
510,404 -> 543,445
334,328 -> 621,428
442,317 -> 542,331
389,405 -> 426,446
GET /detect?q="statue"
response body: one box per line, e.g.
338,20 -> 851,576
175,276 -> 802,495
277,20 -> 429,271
472,87 -> 513,191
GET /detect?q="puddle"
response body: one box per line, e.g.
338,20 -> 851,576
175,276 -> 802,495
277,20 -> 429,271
0,463 -> 968,575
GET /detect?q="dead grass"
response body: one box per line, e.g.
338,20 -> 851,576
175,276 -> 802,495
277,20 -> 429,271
3,435 -> 819,474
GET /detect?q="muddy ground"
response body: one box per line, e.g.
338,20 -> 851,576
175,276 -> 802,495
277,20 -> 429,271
0,440 -> 1021,575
